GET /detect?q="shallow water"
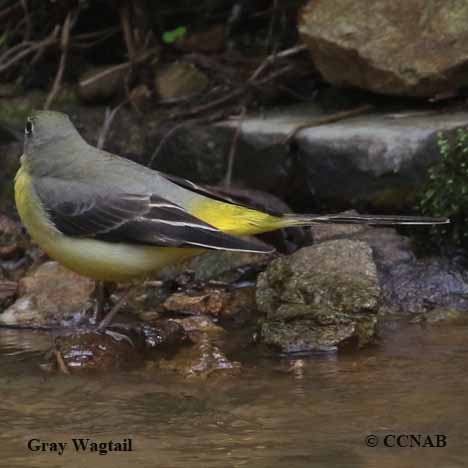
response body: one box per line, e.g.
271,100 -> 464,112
0,320 -> 467,468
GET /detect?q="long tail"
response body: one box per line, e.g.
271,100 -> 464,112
280,213 -> 449,227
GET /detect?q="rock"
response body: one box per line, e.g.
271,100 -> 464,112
163,289 -> 226,316
0,280 -> 17,310
140,319 -> 188,349
311,216 -> 416,270
162,286 -> 258,323
44,318 -> 187,372
51,330 -> 143,371
148,123 -> 230,185
173,315 -> 225,336
78,65 -> 127,103
155,62 -> 209,101
299,0 -> 468,97
313,221 -> 468,316
160,250 -> 273,284
158,332 -> 240,378
0,261 -> 95,326
259,319 -> 374,354
151,103 -> 468,211
380,256 -> 468,314
256,240 -> 380,353
410,308 -> 468,325
218,286 -> 257,322
311,221 -> 367,244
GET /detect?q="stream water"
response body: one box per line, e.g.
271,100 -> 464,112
0,319 -> 466,468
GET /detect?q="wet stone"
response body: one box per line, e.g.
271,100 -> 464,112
158,333 -> 240,379
256,240 -> 380,353
0,280 -> 17,310
163,289 -> 226,316
140,319 -> 188,350
173,315 -> 224,336
0,261 -> 95,327
49,330 -> 144,372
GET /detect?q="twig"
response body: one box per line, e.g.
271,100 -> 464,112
20,0 -> 31,42
0,40 -> 32,63
119,2 -> 136,63
147,121 -> 193,168
78,49 -> 154,89
255,63 -> 294,84
147,113 -> 224,167
265,0 -> 278,52
53,347 -> 70,375
170,87 -> 245,118
170,64 -> 293,119
79,62 -> 130,88
168,45 -> 302,120
97,102 -> 126,149
71,27 -> 119,49
281,104 -> 374,145
224,106 -> 246,189
44,11 -> 76,110
248,44 -> 308,82
0,25 -> 59,74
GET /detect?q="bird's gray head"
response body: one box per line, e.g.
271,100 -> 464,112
23,110 -> 85,176
24,110 -> 79,147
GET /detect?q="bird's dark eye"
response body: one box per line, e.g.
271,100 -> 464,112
25,118 -> 34,136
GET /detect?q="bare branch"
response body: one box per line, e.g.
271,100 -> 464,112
0,25 -> 60,74
96,102 -> 127,149
224,106 -> 246,189
44,11 -> 77,109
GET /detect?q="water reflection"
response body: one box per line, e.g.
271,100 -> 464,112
0,320 -> 467,467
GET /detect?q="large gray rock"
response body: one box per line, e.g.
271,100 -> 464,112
299,0 -> 468,97
379,257 -> 468,314
311,222 -> 468,315
151,105 -> 468,211
256,240 -> 380,353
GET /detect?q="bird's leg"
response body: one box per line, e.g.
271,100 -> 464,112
90,281 -> 109,324
96,286 -> 133,331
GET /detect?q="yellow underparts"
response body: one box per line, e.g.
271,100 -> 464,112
14,165 -> 289,282
14,165 -> 201,281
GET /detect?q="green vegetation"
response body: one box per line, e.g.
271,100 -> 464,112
418,128 -> 468,247
162,26 -> 187,44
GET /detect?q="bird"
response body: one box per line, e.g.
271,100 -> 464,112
14,110 -> 449,328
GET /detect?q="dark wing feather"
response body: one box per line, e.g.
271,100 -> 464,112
34,178 -> 273,253
160,172 -> 284,216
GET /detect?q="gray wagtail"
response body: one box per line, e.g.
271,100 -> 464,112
14,111 -> 449,327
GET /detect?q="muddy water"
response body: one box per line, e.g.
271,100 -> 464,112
0,320 -> 467,468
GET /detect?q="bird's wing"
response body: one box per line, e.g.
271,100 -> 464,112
160,172 -> 284,216
33,177 -> 273,253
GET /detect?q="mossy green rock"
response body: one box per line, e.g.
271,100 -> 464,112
256,240 -> 380,353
